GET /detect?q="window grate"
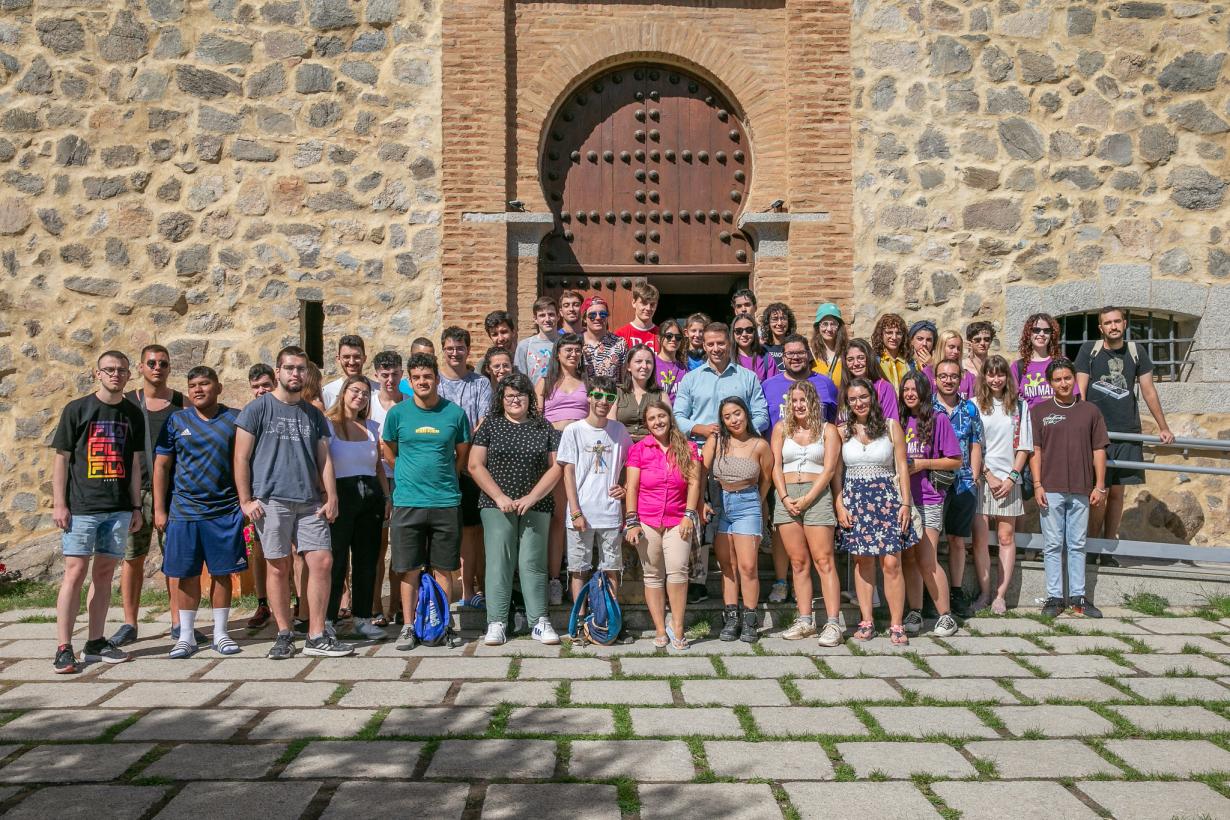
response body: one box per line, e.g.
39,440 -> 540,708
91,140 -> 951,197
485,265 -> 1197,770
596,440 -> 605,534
1058,310 -> 1196,382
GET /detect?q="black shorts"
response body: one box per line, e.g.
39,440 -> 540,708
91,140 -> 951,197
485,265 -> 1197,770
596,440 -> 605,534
389,506 -> 461,573
459,474 -> 481,528
942,489 -> 977,539
1106,441 -> 1145,486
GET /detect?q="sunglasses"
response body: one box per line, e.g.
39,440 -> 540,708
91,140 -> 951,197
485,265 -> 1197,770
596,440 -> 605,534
733,327 -> 756,335
145,360 -> 170,369
970,335 -> 992,344
586,311 -> 609,320
662,333 -> 683,342
1031,327 -> 1054,335
589,391 -> 617,402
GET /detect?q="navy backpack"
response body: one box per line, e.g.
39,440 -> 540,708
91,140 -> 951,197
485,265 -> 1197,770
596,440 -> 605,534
567,573 -> 622,645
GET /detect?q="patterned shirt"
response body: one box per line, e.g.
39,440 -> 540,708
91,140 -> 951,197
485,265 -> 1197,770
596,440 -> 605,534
583,332 -> 628,380
155,405 -> 241,520
932,393 -> 984,496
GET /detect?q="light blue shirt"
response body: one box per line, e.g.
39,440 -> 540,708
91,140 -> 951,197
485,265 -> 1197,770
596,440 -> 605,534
673,358 -> 769,440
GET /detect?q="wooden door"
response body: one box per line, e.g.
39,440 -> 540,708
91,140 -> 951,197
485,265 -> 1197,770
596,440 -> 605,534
540,275 -> 639,331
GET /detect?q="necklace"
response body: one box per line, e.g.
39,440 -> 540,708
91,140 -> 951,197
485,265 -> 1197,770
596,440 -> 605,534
1054,396 -> 1077,409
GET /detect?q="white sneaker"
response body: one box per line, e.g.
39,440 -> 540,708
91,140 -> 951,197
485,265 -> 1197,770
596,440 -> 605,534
353,617 -> 388,641
817,621 -> 844,647
484,622 -> 507,646
548,578 -> 563,606
532,616 -> 560,645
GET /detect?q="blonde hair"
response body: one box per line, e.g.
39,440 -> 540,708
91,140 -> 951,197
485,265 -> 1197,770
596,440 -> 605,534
326,374 -> 372,423
782,380 -> 824,440
937,329 -> 963,361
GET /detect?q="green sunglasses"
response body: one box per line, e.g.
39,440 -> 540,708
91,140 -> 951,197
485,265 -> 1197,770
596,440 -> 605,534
589,391 -> 617,402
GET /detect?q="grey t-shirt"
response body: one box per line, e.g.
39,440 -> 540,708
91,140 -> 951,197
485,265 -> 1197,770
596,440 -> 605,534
235,393 -> 331,504
438,370 -> 493,428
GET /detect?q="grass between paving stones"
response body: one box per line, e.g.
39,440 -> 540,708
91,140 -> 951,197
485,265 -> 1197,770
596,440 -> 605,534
1195,593 -> 1230,621
733,704 -> 762,740
684,736 -> 714,781
902,651 -> 935,675
611,705 -> 633,738
1009,654 -> 1050,678
778,676 -> 803,704
812,657 -> 840,678
1122,590 -> 1170,616
554,680 -> 570,706
770,783 -> 803,820
121,744 -> 172,783
16,614 -> 55,623
912,776 -> 961,819
98,712 -> 143,742
276,738 -> 310,766
325,683 -> 352,705
506,657 -> 521,680
354,707 -> 391,740
709,656 -> 730,677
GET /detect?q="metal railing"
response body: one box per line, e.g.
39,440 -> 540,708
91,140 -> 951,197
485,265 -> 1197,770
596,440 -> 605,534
1106,432 -> 1230,477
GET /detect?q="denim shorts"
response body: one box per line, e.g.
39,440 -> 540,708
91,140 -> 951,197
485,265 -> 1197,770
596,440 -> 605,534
62,511 -> 132,559
717,486 -> 762,537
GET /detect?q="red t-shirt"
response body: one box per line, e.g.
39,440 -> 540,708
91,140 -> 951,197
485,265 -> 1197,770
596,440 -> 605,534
615,323 -> 658,354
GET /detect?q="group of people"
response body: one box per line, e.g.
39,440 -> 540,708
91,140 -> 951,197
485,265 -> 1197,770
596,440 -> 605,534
48,281 -> 1175,670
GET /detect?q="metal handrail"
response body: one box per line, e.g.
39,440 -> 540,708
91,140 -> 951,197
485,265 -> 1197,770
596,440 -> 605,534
1109,432 -> 1230,452
1105,460 -> 1230,477
1105,431 -> 1230,476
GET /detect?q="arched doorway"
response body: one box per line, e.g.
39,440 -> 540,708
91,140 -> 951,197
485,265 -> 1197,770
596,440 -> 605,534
539,63 -> 753,326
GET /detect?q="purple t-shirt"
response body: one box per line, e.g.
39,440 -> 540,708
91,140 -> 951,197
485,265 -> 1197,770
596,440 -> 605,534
905,413 -> 960,507
763,373 -> 838,428
655,358 -> 688,401
922,366 -> 977,399
874,378 -> 900,422
1012,358 -> 1080,410
738,352 -> 776,383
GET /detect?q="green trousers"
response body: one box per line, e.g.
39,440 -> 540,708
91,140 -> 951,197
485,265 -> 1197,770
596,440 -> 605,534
480,508 -> 550,626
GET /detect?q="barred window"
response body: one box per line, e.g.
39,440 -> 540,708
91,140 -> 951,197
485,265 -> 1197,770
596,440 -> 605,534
1058,310 -> 1196,382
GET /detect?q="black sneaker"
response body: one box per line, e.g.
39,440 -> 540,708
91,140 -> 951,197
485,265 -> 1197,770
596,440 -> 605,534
1071,596 -> 1102,619
82,637 -> 130,664
1041,597 -> 1066,618
739,608 -> 760,643
921,588 -> 940,619
53,644 -> 78,674
109,624 -> 138,647
950,587 -> 973,619
718,606 -> 740,641
304,634 -> 355,657
688,583 -> 709,604
292,619 -> 308,635
395,625 -> 418,651
267,630 -> 296,660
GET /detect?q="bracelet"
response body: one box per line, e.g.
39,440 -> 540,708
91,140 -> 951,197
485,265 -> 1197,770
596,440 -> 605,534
1095,487 -> 1109,494
624,513 -> 641,528
1009,470 -> 1021,483
569,510 -> 583,521
684,509 -> 700,525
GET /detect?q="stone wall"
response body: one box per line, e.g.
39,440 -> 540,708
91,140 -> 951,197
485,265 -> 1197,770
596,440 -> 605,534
0,0 -> 443,574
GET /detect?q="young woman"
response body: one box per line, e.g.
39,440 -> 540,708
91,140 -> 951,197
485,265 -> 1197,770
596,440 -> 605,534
580,295 -> 628,379
625,400 -> 702,650
684,312 -> 710,370
835,378 -> 914,645
324,375 -> 390,640
761,302 -> 797,374
302,361 -> 327,413
536,333 -> 588,604
925,330 -> 975,397
898,372 -> 962,638
974,356 -> 1033,614
468,373 -> 562,646
1012,312 -> 1077,409
872,313 -> 909,390
964,321 -> 995,391
810,303 -> 847,386
480,347 -> 514,391
907,320 -> 937,374
616,346 -> 665,442
654,319 -> 689,400
704,397 -> 773,643
772,381 -> 844,646
841,338 -> 899,423
732,315 -> 775,382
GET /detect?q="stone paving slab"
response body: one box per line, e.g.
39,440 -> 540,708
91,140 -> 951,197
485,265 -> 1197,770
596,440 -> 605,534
0,659 -> 105,680
992,705 -> 1116,737
219,681 -> 335,708
505,707 -> 614,735
637,783 -> 780,820
793,678 -> 904,703
1134,635 -> 1230,654
758,637 -> 853,655
1010,678 -> 1132,703
517,658 -> 612,679
571,680 -> 673,705
0,742 -> 154,783
721,655 -> 821,678
1027,654 -> 1134,678
119,708 -> 258,741
146,742 -> 285,780
3,785 -> 167,820
964,739 -> 1122,778
822,655 -> 927,677
837,741 -> 976,778
283,740 -> 425,779
863,637 -> 953,656
427,739 -> 557,779
942,636 -> 1047,654
1120,676 -> 1230,702
749,706 -> 869,737
964,617 -> 1052,635
322,782 -> 470,819
629,707 -> 743,737
0,623 -> 71,639
379,707 -> 494,737
154,781 -> 319,820
1124,653 -> 1230,676
1112,705 -> 1230,733
705,740 -> 833,779
472,640 -> 562,657
1135,617 -> 1226,635
681,679 -> 790,706
1104,739 -> 1230,776
931,781 -> 1100,819
570,739 -> 693,781
618,657 -> 716,677
1055,618 -> 1146,634
372,642 -> 474,658
481,784 -> 619,820
454,681 -> 558,706
338,680 -> 451,707
248,708 -> 376,739
104,681 -> 232,708
867,706 -> 997,738
95,659 -> 216,680
664,640 -> 755,655
0,641 -> 62,659
412,657 -> 510,679
1076,780 -> 1230,820
201,658 -> 313,679
0,682 -> 121,708
899,678 -> 1019,703
925,654 -> 1035,678
1040,635 -> 1133,653
305,658 -> 408,680
783,781 -> 940,820
0,708 -> 137,740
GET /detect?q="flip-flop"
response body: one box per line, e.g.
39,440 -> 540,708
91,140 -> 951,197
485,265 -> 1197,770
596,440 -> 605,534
212,635 -> 242,656
653,634 -> 669,648
168,640 -> 197,659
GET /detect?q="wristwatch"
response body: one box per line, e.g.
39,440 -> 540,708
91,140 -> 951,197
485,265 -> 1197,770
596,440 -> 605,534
1008,470 -> 1021,484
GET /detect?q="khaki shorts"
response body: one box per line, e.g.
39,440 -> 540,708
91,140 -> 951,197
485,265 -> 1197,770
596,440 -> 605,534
252,499 -> 332,559
125,491 -> 162,560
772,482 -> 837,528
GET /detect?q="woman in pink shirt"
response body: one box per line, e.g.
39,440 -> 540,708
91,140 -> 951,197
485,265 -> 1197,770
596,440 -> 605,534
624,399 -> 702,650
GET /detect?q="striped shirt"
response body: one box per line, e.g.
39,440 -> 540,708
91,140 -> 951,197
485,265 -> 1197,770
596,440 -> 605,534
155,405 -> 241,521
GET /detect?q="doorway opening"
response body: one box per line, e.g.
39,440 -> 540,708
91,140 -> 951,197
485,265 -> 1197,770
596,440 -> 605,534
652,274 -> 749,328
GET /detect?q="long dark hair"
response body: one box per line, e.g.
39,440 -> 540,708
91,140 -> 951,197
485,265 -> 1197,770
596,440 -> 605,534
480,347 -> 513,390
656,318 -> 686,366
760,302 -> 796,345
620,345 -> 660,392
840,338 -> 885,414
731,314 -> 765,357
488,372 -> 547,426
642,397 -> 696,482
541,332 -> 584,402
843,377 -> 887,442
716,396 -> 758,461
899,371 -> 935,449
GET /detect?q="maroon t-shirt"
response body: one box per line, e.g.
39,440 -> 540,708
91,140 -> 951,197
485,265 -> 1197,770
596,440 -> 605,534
1030,398 -> 1109,495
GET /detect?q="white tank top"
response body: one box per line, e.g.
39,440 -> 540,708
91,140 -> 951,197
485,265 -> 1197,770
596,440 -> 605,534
781,435 -> 825,475
328,419 -> 381,478
841,432 -> 895,479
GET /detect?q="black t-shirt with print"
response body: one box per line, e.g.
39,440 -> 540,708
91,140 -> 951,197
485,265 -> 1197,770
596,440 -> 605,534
51,394 -> 146,515
1074,342 -> 1153,433
471,415 -> 561,513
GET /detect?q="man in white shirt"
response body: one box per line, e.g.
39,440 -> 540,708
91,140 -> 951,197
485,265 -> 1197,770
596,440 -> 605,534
369,350 -> 404,625
322,334 -> 378,410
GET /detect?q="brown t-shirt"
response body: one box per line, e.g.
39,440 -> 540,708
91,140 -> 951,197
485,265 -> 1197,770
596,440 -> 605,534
1030,398 -> 1109,495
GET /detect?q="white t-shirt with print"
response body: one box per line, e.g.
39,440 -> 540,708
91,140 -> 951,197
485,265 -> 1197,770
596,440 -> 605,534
556,418 -> 633,529
978,398 -> 1034,478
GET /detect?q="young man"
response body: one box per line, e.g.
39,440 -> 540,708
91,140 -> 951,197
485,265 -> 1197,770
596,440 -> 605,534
515,296 -> 561,385
614,281 -> 660,352
933,359 -> 985,618
397,338 -> 436,395
1075,306 -> 1174,547
369,350 -> 405,624
557,376 -> 633,603
558,289 -> 585,337
437,327 -> 492,609
684,312 -> 709,371
731,288 -> 757,321
382,352 -> 471,650
154,367 -> 247,658
761,334 -> 838,428
245,363 -> 276,628
52,351 -> 145,672
1031,358 -> 1109,619
673,322 -> 770,603
112,344 -> 183,647
235,345 -> 354,659
322,335 -> 378,409
484,310 -> 516,352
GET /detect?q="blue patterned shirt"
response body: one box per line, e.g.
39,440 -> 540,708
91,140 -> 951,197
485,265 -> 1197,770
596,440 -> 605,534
932,394 -> 984,496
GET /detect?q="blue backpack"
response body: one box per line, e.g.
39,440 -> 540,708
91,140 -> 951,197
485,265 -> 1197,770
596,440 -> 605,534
413,573 -> 457,647
568,573 -> 622,646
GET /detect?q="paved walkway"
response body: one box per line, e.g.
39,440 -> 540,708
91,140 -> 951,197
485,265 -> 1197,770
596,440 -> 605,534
1,607 -> 1230,819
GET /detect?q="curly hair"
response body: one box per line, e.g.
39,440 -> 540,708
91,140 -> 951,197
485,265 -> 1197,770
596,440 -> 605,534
1017,312 -> 1060,362
899,371 -> 935,451
871,313 -> 907,360
842,377 -> 887,442
782,380 -> 824,440
760,302 -> 797,345
489,371 -> 544,422
480,347 -> 513,389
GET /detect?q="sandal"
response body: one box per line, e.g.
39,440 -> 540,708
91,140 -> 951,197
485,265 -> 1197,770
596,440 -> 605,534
672,636 -> 691,651
653,634 -> 670,649
371,614 -> 389,627
889,625 -> 909,646
853,620 -> 876,642
338,608 -> 352,620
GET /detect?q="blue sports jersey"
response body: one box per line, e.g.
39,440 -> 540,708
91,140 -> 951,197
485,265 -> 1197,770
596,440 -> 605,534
155,405 -> 241,521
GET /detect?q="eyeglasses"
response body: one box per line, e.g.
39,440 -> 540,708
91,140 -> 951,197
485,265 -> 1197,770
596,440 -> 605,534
145,360 -> 170,369
784,350 -> 809,358
503,393 -> 528,402
1031,327 -> 1054,336
662,333 -> 683,342
99,366 -> 130,376
937,373 -> 961,381
586,312 -> 609,320
733,327 -> 756,336
589,391 -> 617,402
281,365 -> 307,372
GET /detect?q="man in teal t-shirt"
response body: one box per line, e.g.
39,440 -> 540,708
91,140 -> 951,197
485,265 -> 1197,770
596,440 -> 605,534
381,353 -> 470,650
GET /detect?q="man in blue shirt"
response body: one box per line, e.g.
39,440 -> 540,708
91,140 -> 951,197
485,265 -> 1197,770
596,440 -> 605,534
154,366 -> 248,659
761,334 -> 838,428
672,322 -> 768,603
932,359 -> 985,618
